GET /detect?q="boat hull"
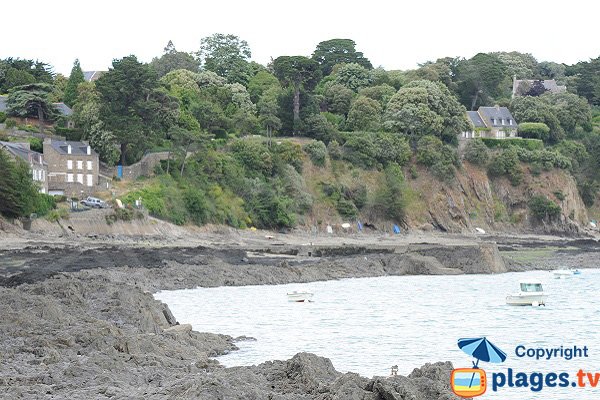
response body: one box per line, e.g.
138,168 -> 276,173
287,292 -> 313,302
506,293 -> 545,306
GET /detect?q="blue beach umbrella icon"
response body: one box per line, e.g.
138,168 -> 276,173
458,337 -> 507,387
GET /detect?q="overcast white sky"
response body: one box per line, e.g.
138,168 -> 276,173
3,0 -> 599,75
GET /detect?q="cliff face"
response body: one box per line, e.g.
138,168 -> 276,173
405,162 -> 588,234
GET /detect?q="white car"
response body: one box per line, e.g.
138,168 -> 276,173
80,196 -> 108,208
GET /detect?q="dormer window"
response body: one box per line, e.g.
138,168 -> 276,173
491,118 -> 495,124
501,118 -> 505,125
509,119 -> 513,125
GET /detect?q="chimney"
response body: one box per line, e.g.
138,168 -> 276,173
67,144 -> 72,154
87,146 -> 91,155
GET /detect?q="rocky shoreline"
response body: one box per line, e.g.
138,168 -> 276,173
1,236 -> 598,399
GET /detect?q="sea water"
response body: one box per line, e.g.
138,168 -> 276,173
155,269 -> 600,399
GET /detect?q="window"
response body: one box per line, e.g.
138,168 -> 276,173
491,118 -> 495,125
501,119 -> 505,125
509,119 -> 513,125
67,160 -> 73,169
77,160 -> 83,170
67,173 -> 74,183
87,174 -> 93,187
87,161 -> 93,170
77,174 -> 83,184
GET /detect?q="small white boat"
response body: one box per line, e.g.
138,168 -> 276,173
506,280 -> 545,306
571,268 -> 582,275
287,291 -> 313,302
552,269 -> 574,279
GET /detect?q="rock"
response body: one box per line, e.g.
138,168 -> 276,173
164,324 -> 192,333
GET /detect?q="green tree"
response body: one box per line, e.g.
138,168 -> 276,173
150,41 -> 200,78
311,39 -> 372,76
247,70 -> 280,103
529,195 -> 561,221
332,63 -> 372,92
324,84 -> 354,116
95,55 -> 178,165
510,96 -> 564,143
73,82 -> 119,165
346,96 -> 382,131
6,83 -> 56,133
371,163 -> 407,223
0,149 -> 46,219
63,59 -> 85,107
258,87 -> 282,146
198,33 -> 253,85
383,80 -> 468,139
456,53 -> 508,109
541,92 -> 592,134
0,58 -> 53,92
359,84 -> 397,107
272,56 -> 321,133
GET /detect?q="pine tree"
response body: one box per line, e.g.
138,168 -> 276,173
63,59 -> 85,107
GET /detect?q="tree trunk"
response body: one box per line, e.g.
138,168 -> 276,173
166,150 -> 171,174
37,104 -> 44,134
471,91 -> 479,111
180,144 -> 191,176
293,86 -> 300,135
120,142 -> 127,166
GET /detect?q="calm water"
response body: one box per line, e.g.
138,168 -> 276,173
155,269 -> 600,399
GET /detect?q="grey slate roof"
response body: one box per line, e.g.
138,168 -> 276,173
83,71 -> 104,82
49,140 -> 96,156
53,102 -> 73,116
477,107 -> 516,128
466,111 -> 486,128
0,141 -> 44,164
514,79 -> 566,95
0,96 -> 72,117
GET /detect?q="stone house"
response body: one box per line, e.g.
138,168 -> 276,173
43,138 -> 99,197
461,106 -> 518,139
0,141 -> 48,193
512,77 -> 566,98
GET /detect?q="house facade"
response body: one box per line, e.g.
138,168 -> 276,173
0,141 -> 48,193
461,106 -> 518,139
43,139 -> 99,197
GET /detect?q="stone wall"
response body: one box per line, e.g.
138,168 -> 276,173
120,152 -> 170,181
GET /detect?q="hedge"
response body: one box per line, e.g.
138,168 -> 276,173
481,137 -> 544,151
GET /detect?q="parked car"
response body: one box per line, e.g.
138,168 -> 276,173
80,196 -> 108,208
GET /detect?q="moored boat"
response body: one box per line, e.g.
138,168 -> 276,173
506,280 -> 545,306
287,291 -> 313,302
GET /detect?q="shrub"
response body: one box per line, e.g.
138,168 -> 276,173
416,135 -> 458,180
0,112 -> 6,123
488,148 -> 523,186
464,139 -> 489,165
481,137 -> 544,151
370,163 -> 407,223
528,195 -> 561,221
5,119 -> 17,129
105,208 -> 144,224
28,137 -> 43,153
518,122 -> 550,140
183,186 -> 208,225
431,161 -> 455,183
304,140 -> 327,167
327,140 -> 342,160
231,139 -> 273,176
272,141 -> 303,173
45,208 -> 69,222
336,198 -> 358,218
342,133 -> 378,168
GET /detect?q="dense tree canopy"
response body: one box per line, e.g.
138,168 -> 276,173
63,59 -> 85,107
198,33 -> 253,85
95,55 -> 178,165
151,41 -> 200,78
272,56 -> 321,132
7,83 -> 56,132
311,39 -> 372,76
383,80 -> 468,140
